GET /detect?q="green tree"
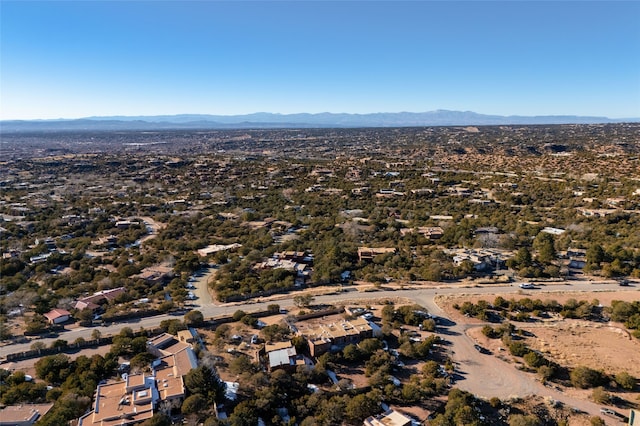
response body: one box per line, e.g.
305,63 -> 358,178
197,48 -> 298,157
25,315 -> 48,334
159,318 -> 186,335
260,324 -> 290,342
76,309 -> 94,326
342,344 -> 361,362
0,319 -> 12,341
293,294 -> 314,308
232,310 -> 247,321
31,341 -> 46,350
214,324 -> 231,340
35,354 -> 71,384
130,352 -> 155,371
184,310 -> 204,326
140,413 -> 172,426
381,304 -> 395,323
182,394 -> 207,415
229,355 -> 256,375
267,304 -> 280,313
345,390 -> 382,423
538,365 -> 556,381
534,233 -> 556,264
422,360 -> 440,378
512,247 -> 533,269
184,365 -> 226,404
228,401 -> 258,426
586,244 -> 606,269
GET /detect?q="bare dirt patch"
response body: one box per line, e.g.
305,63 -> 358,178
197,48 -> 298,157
439,290 -> 640,373
527,320 -> 639,377
438,289 -> 640,413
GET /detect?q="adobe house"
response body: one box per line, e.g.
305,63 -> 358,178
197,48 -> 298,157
43,309 -> 71,325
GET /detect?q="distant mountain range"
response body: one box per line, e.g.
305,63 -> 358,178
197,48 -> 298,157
2,110 -> 637,132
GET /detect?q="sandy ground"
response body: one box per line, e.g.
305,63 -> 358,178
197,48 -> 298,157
436,289 -> 640,424
437,290 -> 640,377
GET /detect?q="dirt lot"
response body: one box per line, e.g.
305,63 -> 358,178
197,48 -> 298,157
437,289 -> 640,417
438,290 -> 640,377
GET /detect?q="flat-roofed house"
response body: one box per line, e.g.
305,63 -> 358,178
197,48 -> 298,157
78,374 -> 157,426
153,348 -> 198,408
364,409 -> 412,426
302,317 -> 376,357
0,403 -> 53,426
358,247 -> 396,262
263,341 -> 305,373
79,333 -> 199,425
147,332 -> 195,359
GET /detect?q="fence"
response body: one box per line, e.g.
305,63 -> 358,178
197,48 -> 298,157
5,328 -> 163,362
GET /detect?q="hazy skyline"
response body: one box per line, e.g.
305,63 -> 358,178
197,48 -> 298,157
1,1 -> 639,120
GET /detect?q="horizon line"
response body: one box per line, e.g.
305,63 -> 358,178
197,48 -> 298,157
2,110 -> 639,122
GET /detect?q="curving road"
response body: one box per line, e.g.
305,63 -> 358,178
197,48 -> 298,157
2,280 -> 635,424
1,281 -> 624,358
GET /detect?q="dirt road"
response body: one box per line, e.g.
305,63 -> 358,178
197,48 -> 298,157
421,293 -> 634,425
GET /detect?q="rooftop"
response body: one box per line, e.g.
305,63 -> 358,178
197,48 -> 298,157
0,403 -> 54,426
79,375 -> 156,426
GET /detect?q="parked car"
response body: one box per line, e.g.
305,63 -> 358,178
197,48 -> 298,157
474,344 -> 489,354
599,408 -> 617,417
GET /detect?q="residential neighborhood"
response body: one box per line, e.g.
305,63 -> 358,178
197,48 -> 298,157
0,123 -> 639,425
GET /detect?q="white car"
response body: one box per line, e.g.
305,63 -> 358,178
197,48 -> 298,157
599,408 -> 617,417
519,283 -> 535,289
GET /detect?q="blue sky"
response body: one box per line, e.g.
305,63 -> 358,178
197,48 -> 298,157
1,1 -> 639,120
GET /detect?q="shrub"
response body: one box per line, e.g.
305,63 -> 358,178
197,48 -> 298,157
591,387 -> 611,404
482,325 -> 499,339
523,351 -> 546,369
570,366 -> 606,389
508,414 -> 542,426
508,341 -> 530,357
614,371 -> 636,390
537,365 -> 555,381
232,310 -> 246,321
422,318 -> 436,332
240,315 -> 258,327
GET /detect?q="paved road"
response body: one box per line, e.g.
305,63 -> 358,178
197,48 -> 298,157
1,281 -> 622,359
1,280 -> 634,424
190,267 -> 215,305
